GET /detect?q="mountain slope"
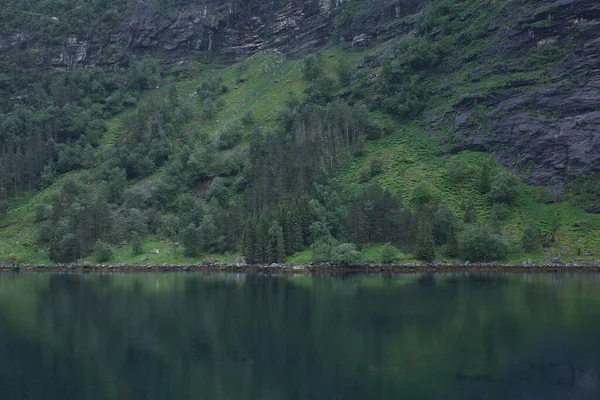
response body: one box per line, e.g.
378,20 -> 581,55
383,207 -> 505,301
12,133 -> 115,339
0,0 -> 599,265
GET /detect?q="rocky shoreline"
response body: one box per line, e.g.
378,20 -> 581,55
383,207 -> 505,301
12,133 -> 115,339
1,263 -> 600,274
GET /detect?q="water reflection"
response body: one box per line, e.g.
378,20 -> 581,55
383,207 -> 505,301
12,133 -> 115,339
0,273 -> 598,399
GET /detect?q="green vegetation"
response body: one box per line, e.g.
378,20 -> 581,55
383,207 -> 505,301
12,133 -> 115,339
0,0 -> 599,266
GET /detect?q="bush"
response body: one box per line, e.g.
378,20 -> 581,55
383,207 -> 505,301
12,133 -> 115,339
463,200 -> 477,223
34,203 -> 52,222
521,220 -> 542,252
311,239 -> 335,263
336,58 -> 353,86
50,233 -> 79,263
380,244 -> 399,263
369,159 -> 383,177
488,172 -> 519,205
491,203 -> 509,221
412,181 -> 434,207
94,241 -> 113,263
302,54 -> 325,81
216,121 -> 244,150
447,158 -> 470,183
330,243 -> 362,266
38,221 -> 53,243
459,225 -> 509,262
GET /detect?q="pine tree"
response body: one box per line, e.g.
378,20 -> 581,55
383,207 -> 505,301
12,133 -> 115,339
256,218 -> 269,264
290,211 -> 304,252
282,210 -> 302,255
267,221 -> 285,264
416,220 -> 435,262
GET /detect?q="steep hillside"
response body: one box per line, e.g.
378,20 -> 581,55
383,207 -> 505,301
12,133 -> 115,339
0,0 -> 599,266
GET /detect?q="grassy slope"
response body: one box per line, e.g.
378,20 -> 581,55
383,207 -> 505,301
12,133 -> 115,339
0,39 -> 599,265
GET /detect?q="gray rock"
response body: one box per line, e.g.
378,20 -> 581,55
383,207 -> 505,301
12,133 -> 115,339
441,0 -> 600,210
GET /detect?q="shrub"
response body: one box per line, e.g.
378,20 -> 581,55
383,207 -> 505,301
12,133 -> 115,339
369,159 -> 383,177
488,172 -> 519,205
330,243 -> 362,266
459,225 -> 509,262
34,203 -> 52,222
463,200 -> 477,223
302,53 -> 325,81
38,221 -> 53,243
50,233 -> 79,263
412,181 -> 434,207
380,244 -> 399,264
336,58 -> 353,86
216,121 -> 244,150
94,241 -> 113,263
521,220 -> 542,252
447,158 -> 470,183
311,238 -> 335,263
491,203 -> 509,221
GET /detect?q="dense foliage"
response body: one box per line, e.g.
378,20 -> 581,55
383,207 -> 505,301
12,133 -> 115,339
3,0 -> 590,265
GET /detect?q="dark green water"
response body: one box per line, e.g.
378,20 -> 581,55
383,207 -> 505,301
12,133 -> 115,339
0,273 -> 599,399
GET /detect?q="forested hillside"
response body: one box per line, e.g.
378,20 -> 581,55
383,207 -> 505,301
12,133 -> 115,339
1,0 -> 599,265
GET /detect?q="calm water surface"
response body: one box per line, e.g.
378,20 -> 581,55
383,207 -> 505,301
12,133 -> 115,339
0,272 -> 599,399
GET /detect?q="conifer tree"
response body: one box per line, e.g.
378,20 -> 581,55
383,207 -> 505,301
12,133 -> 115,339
416,220 -> 435,262
131,231 -> 143,256
256,218 -> 269,264
479,160 -> 493,194
241,218 -> 257,264
267,221 -> 285,264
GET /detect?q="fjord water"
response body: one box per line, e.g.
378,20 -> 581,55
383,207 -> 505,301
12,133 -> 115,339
0,273 -> 599,399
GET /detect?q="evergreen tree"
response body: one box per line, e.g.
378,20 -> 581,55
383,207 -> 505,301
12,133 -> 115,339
416,220 -> 435,262
479,160 -> 493,194
242,218 -> 259,264
131,231 -> 143,256
267,221 -> 285,264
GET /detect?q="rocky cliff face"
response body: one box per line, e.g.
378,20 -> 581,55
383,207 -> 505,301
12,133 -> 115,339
448,0 -> 600,206
3,0 -> 599,207
2,0 -> 426,69
117,0 -> 339,63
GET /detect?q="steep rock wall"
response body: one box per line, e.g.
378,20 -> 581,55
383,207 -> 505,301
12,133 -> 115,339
447,0 -> 600,206
1,0 -> 426,69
